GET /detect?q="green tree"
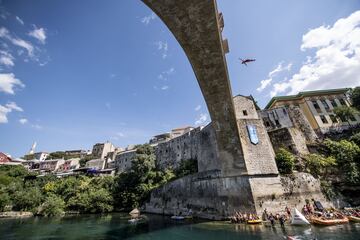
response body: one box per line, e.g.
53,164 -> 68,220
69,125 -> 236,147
324,139 -> 360,184
350,87 -> 360,111
333,106 -> 358,125
12,187 -> 43,212
275,148 -> 295,174
40,194 -> 65,216
350,132 -> 360,146
0,191 -> 11,211
304,153 -> 336,178
113,144 -> 175,210
174,159 -> 198,178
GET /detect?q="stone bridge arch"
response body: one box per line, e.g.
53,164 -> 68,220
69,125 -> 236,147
141,0 -> 245,176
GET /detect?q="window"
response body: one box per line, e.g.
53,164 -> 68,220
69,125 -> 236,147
243,110 -> 248,116
282,108 -> 287,115
265,121 -> 270,127
329,115 -> 338,123
330,99 -> 337,108
320,115 -> 328,124
275,119 -> 280,125
312,100 -> 322,113
321,99 -> 330,111
339,98 -> 347,106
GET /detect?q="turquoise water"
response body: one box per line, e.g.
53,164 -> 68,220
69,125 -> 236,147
0,213 -> 359,239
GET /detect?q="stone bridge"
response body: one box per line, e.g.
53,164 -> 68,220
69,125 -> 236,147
142,0 -> 245,176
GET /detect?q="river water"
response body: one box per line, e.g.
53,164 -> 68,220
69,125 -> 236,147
0,213 -> 359,239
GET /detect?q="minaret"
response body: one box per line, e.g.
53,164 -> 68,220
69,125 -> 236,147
29,141 -> 37,155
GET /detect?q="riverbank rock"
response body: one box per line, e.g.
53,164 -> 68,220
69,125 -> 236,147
0,211 -> 33,218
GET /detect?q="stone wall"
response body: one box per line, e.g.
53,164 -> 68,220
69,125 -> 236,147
155,124 -> 220,172
267,128 -> 309,156
237,119 -> 278,175
145,172 -> 331,219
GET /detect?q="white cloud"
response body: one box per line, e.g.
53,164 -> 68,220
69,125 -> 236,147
141,12 -> 156,25
0,105 -> 11,123
0,50 -> 14,67
257,62 -> 292,92
155,41 -> 168,59
270,10 -> 360,97
195,113 -> 209,126
0,102 -> 23,124
161,85 -> 169,90
116,132 -> 125,137
5,102 -> 23,112
158,67 -> 175,81
31,124 -> 43,130
195,105 -> 201,111
0,27 -> 34,57
28,27 -> 46,44
0,73 -> 25,94
15,16 -> 24,25
19,118 -> 28,124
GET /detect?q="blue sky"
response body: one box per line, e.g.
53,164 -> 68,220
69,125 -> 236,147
0,0 -> 359,157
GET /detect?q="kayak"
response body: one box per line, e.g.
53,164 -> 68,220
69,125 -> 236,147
348,216 -> 360,223
291,208 -> 310,225
311,217 -> 349,225
171,216 -> 185,220
247,219 -> 262,224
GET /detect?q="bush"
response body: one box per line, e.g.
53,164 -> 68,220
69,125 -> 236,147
304,153 -> 336,178
324,139 -> 360,184
350,132 -> 360,146
40,194 -> 65,216
0,191 -> 11,211
275,148 -> 295,174
175,159 -> 198,178
12,187 -> 43,212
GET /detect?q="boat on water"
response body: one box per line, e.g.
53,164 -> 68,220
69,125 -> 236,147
348,215 -> 360,223
247,219 -> 262,224
291,208 -> 310,225
171,216 -> 185,220
311,216 -> 349,225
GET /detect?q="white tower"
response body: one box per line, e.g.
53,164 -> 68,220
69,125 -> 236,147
29,141 -> 37,155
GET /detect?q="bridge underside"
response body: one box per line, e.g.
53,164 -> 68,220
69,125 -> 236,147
142,0 -> 246,176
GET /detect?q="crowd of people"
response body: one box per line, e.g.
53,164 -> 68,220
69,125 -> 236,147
229,206 -> 292,226
229,212 -> 260,223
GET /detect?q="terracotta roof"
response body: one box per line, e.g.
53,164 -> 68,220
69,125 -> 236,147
0,152 -> 12,163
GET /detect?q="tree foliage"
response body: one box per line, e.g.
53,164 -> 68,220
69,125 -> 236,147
333,106 -> 358,124
40,194 -> 65,217
275,148 -> 295,174
304,153 -> 336,178
174,159 -> 198,178
324,139 -> 360,184
350,87 -> 360,111
113,144 -> 175,210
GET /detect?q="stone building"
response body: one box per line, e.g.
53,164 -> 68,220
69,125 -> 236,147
265,88 -> 360,134
114,149 -> 137,173
260,106 -> 318,156
155,125 -> 219,171
39,159 -> 65,172
92,142 -> 115,159
85,158 -> 106,170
